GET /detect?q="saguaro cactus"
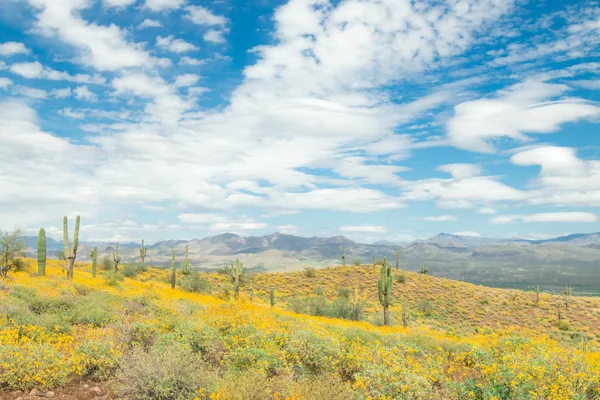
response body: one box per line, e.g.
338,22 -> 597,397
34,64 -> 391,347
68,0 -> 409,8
341,246 -> 346,267
181,244 -> 190,275
171,249 -> 176,289
563,284 -> 572,311
139,240 -> 147,265
378,257 -> 393,326
63,216 -> 80,280
37,228 -> 46,276
535,285 -> 540,307
353,288 -> 360,321
401,300 -> 409,328
249,280 -> 253,301
90,247 -> 97,278
420,260 -> 429,275
395,248 -> 400,270
113,243 -> 121,271
229,259 -> 244,298
270,287 -> 275,307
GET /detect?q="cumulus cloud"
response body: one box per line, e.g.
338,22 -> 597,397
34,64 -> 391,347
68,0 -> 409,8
447,80 -> 600,152
491,212 -> 598,224
138,19 -> 162,29
340,225 -> 387,233
9,61 -> 105,84
0,77 -> 12,89
144,0 -> 186,12
0,41 -> 29,56
156,35 -> 199,53
423,215 -> 457,222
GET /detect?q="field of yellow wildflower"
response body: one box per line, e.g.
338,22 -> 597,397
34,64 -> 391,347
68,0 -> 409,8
0,259 -> 599,399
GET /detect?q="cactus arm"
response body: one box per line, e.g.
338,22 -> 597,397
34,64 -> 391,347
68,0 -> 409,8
37,228 -> 46,276
72,215 -> 80,254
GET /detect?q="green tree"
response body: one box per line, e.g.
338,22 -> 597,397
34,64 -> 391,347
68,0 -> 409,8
0,229 -> 26,278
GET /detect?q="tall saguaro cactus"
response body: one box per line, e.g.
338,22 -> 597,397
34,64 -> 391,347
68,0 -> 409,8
229,259 -> 244,298
63,216 -> 80,280
341,246 -> 346,267
90,247 -> 97,278
270,287 -> 275,307
37,228 -> 46,276
249,280 -> 253,301
113,243 -> 121,271
395,248 -> 400,270
171,250 -> 176,289
139,240 -> 147,266
378,257 -> 393,326
181,244 -> 190,275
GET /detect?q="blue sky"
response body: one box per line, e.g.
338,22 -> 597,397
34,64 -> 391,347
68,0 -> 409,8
0,0 -> 599,244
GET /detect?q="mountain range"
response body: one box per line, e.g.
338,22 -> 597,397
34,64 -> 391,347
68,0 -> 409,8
24,231 -> 600,294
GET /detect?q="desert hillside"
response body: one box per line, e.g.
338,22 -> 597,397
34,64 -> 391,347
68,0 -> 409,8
0,259 -> 599,399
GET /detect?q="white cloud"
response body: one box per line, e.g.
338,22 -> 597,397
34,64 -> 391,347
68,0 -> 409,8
477,207 -> 497,214
510,146 -> 600,207
52,87 -> 72,98
174,74 -> 200,87
103,0 -> 136,8
179,56 -> 205,66
0,42 -> 29,56
138,19 -> 162,29
491,212 -> 598,224
203,29 -> 226,44
14,86 -> 48,99
9,61 -> 105,84
447,80 -> 600,152
423,215 -> 457,221
437,164 -> 481,179
59,108 -> 86,119
27,0 -> 156,71
144,0 -> 186,11
185,6 -> 228,26
178,213 -> 267,232
0,77 -> 12,89
271,188 -> 402,213
156,35 -> 199,53
74,85 -> 97,101
340,225 -> 387,233
571,80 -> 600,90
452,231 -> 481,237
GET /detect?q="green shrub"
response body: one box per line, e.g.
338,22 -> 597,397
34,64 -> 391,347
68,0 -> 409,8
0,344 -> 70,390
558,321 -> 570,331
304,267 -> 316,278
114,343 -> 217,400
337,287 -> 350,299
123,262 -> 145,278
396,273 -> 406,283
100,256 -> 112,271
103,269 -> 124,286
353,258 -> 361,266
74,341 -> 120,379
313,286 -> 324,296
180,272 -> 211,294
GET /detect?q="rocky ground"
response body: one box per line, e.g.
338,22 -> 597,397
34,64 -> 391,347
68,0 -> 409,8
1,383 -> 111,400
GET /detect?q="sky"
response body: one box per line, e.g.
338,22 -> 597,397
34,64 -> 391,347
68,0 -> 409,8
0,0 -> 599,244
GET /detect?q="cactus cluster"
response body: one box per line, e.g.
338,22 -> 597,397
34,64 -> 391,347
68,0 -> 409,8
90,247 -> 97,278
229,259 -> 244,298
378,257 -> 392,326
37,228 -> 46,276
181,245 -> 190,275
341,246 -> 346,267
420,260 -> 429,275
171,249 -> 176,289
113,243 -> 121,271
139,240 -> 147,265
63,216 -> 80,280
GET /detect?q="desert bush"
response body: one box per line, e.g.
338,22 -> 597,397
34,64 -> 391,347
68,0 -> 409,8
103,269 -> 125,286
313,285 -> 324,296
74,341 -> 120,379
0,343 -> 70,390
304,267 -> 316,278
100,255 -> 112,271
396,273 -> 406,283
353,258 -> 361,266
180,271 -> 211,294
285,330 -> 338,376
559,321 -> 571,331
114,343 -> 218,400
337,287 -> 351,299
123,262 -> 145,278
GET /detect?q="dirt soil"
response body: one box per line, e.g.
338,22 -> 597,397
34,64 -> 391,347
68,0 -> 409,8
0,382 -> 113,400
